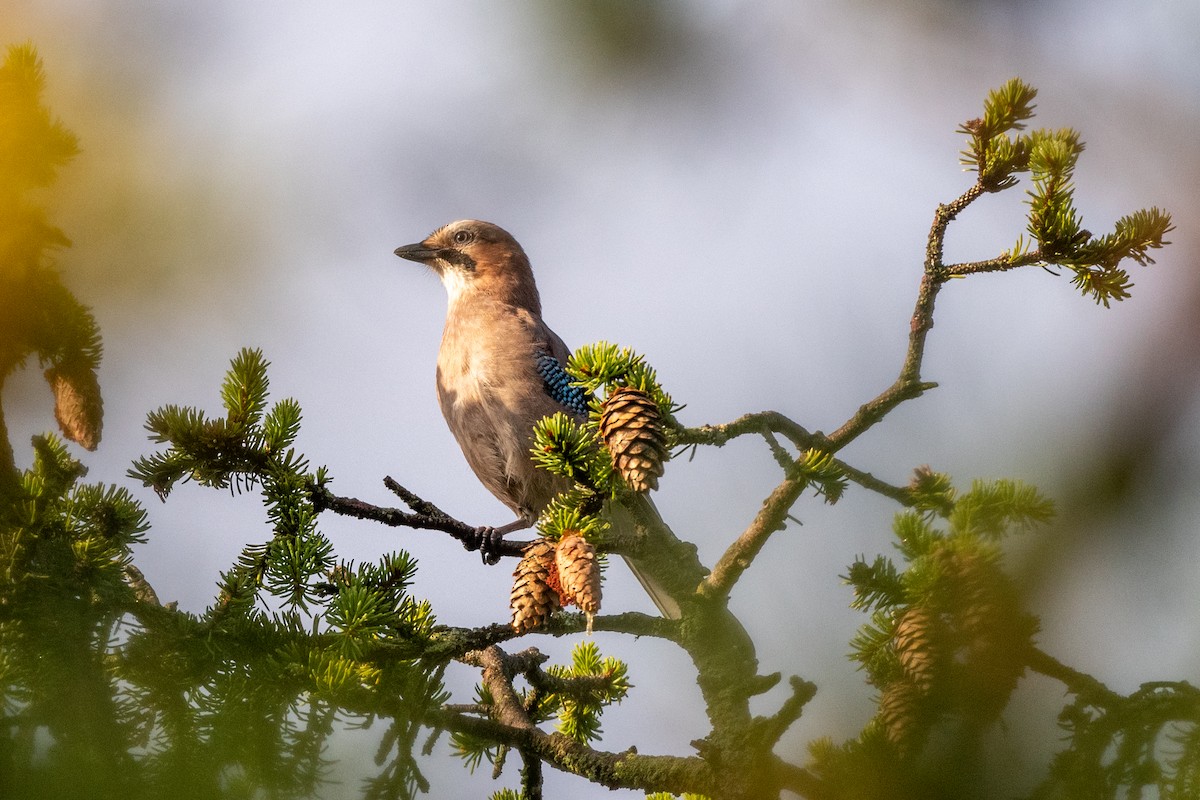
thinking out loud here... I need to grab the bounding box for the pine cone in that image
[45,363,103,451]
[893,605,940,693]
[511,539,561,633]
[555,532,602,619]
[599,387,668,493]
[943,549,1035,722]
[878,679,925,750]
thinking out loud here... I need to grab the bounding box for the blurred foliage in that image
[3,44,1196,800]
[0,43,103,501]
[955,78,1173,305]
[0,432,447,800]
[534,0,688,75]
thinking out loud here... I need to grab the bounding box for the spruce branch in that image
[943,247,1049,277]
[441,645,716,796]
[824,73,1173,451]
[519,750,544,800]
[958,77,1038,192]
[460,646,545,730]
[422,610,678,666]
[435,703,714,797]
[753,675,819,750]
[1027,646,1121,709]
[29,70,1178,799]
[700,469,808,600]
[676,409,818,450]
[676,411,911,504]
[818,173,984,453]
[123,563,165,607]
[560,610,680,641]
[310,479,529,560]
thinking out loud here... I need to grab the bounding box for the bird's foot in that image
[468,526,506,565]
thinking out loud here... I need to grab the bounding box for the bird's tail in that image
[607,495,683,620]
[620,554,682,620]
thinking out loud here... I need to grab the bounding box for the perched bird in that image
[395,219,680,619]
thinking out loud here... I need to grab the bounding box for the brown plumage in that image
[395,220,681,619]
[398,221,572,529]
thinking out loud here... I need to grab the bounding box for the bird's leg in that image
[472,518,532,565]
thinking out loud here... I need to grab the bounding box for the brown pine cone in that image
[878,679,925,750]
[893,605,940,693]
[45,363,103,451]
[599,386,668,493]
[942,549,1036,722]
[510,539,561,633]
[555,532,602,618]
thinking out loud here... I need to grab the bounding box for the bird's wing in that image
[529,320,590,418]
[524,318,682,619]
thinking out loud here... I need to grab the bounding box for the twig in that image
[822,181,992,451]
[461,646,544,730]
[753,676,818,749]
[676,412,911,504]
[383,475,451,518]
[439,645,716,795]
[699,471,808,599]
[699,181,994,599]
[945,248,1047,277]
[1028,646,1122,708]
[422,610,679,664]
[520,749,544,799]
[524,664,624,701]
[553,610,681,641]
[309,479,529,559]
[762,429,795,473]
[834,460,911,505]
[124,564,162,606]
[674,410,819,451]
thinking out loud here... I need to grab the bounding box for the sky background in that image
[3,1,1199,797]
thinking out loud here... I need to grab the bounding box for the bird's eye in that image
[452,229,473,245]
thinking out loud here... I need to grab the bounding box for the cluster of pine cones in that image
[877,547,1037,748]
[511,533,602,633]
[510,386,669,632]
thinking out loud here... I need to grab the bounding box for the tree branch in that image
[553,609,681,640]
[524,659,626,701]
[520,748,544,800]
[753,675,818,749]
[675,410,820,451]
[462,646,544,730]
[945,248,1047,277]
[1027,646,1122,709]
[699,470,808,600]
[697,180,1001,602]
[437,708,715,796]
[309,479,529,559]
[676,412,911,505]
[824,179,990,451]
[438,644,717,795]
[421,611,680,665]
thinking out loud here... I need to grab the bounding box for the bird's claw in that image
[470,526,505,565]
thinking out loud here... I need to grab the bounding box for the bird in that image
[394,219,681,619]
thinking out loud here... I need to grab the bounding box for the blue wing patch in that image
[535,350,591,417]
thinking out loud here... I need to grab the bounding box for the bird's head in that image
[395,219,540,312]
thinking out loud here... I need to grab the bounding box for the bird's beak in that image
[394,242,438,263]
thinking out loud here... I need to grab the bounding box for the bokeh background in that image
[3,1,1198,796]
